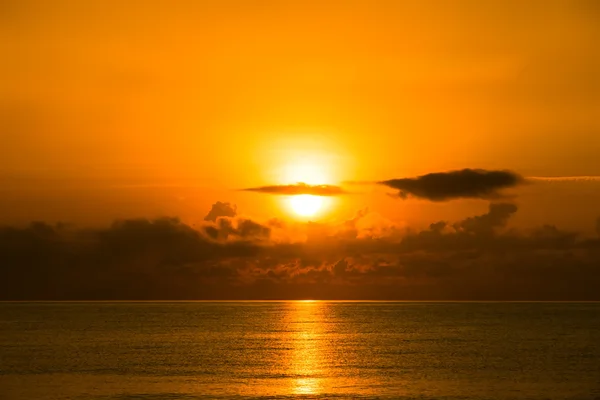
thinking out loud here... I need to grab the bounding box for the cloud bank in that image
[379,169,524,201]
[243,183,347,196]
[1,201,599,301]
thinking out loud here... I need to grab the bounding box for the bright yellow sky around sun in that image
[1,0,600,230]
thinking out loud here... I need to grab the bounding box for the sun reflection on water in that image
[286,300,325,395]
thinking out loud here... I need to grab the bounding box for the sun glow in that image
[282,162,331,185]
[264,137,346,219]
[289,194,324,217]
[278,153,337,218]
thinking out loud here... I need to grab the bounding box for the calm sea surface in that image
[1,302,599,400]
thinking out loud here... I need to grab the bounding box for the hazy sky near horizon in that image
[2,0,600,228]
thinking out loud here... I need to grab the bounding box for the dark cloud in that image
[379,169,524,201]
[243,182,347,196]
[204,201,237,221]
[203,217,271,241]
[455,203,517,235]
[1,201,599,301]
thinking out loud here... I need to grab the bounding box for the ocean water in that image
[1,302,599,400]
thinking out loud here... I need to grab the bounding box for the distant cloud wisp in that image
[528,176,600,182]
[243,182,348,196]
[379,169,524,201]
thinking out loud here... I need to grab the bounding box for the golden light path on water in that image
[286,300,325,395]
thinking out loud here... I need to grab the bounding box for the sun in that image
[289,194,323,217]
[272,148,339,219]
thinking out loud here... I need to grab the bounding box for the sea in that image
[1,301,599,400]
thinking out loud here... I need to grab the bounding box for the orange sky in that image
[1,0,600,230]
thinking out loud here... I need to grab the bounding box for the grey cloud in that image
[204,201,237,221]
[243,183,347,196]
[203,217,271,241]
[454,203,517,235]
[380,169,524,201]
